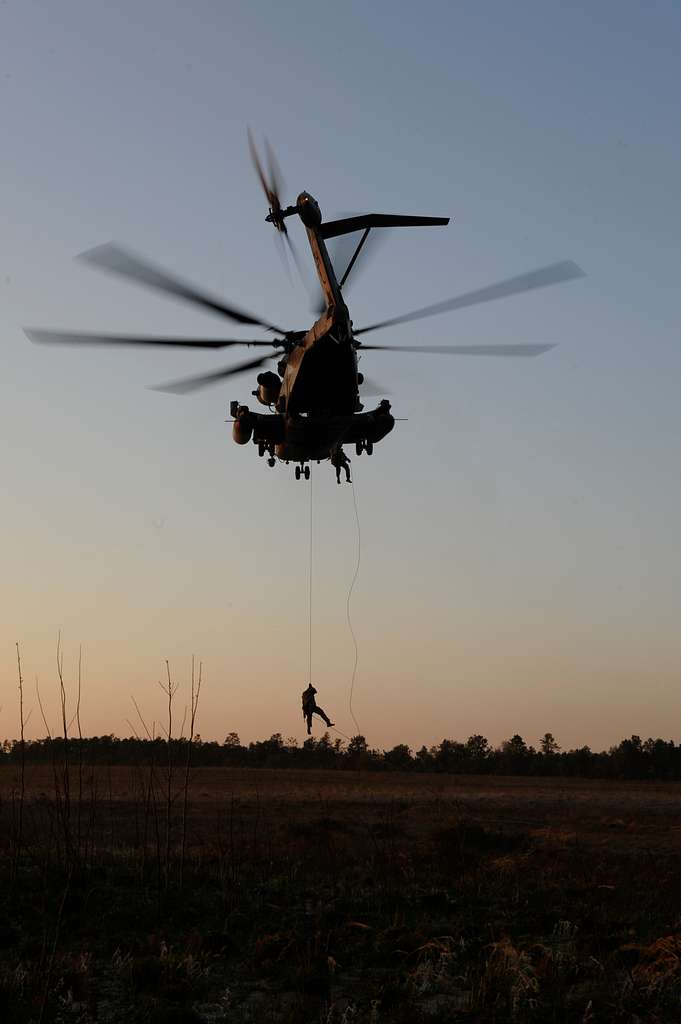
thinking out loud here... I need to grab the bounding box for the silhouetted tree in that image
[464,734,493,773]
[610,735,647,779]
[644,737,676,779]
[500,734,530,775]
[540,733,560,756]
[414,746,435,772]
[346,735,380,770]
[4,730,681,779]
[383,744,413,771]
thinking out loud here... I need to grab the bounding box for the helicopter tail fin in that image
[320,214,449,240]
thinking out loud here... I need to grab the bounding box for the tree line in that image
[2,731,681,779]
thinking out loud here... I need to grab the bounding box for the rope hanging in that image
[346,477,362,736]
[304,470,362,742]
[308,474,313,683]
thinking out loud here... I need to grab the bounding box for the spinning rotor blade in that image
[357,343,557,357]
[274,231,294,285]
[78,243,286,333]
[248,128,289,233]
[265,138,285,210]
[284,231,306,280]
[353,261,585,336]
[150,351,283,395]
[274,228,307,290]
[25,328,280,349]
[248,127,273,205]
[250,130,311,295]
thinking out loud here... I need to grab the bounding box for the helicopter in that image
[26,134,585,481]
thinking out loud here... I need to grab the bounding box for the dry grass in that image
[2,766,681,1022]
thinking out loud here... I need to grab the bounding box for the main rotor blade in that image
[357,343,557,357]
[150,351,282,395]
[353,261,585,336]
[78,243,286,333]
[25,328,280,349]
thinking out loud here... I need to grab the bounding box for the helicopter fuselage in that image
[27,144,580,476]
[233,192,395,468]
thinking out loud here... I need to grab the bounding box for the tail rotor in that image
[248,128,309,289]
[248,127,290,232]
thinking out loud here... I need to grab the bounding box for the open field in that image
[3,767,681,1022]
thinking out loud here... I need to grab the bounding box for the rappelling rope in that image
[308,473,313,683]
[308,475,354,742]
[346,476,362,736]
[330,724,353,742]
[306,469,362,743]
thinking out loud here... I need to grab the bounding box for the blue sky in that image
[2,1,681,749]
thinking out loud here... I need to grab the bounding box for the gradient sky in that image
[2,1,681,751]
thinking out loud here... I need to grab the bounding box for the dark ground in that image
[2,766,681,1022]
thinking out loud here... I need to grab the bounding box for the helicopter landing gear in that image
[295,464,310,481]
[355,440,374,456]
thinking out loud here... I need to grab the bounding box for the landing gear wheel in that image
[304,465,310,480]
[356,441,363,456]
[267,457,276,468]
[365,441,373,456]
[295,466,301,480]
[258,441,266,457]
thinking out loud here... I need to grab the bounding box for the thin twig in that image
[180,657,203,887]
[13,643,26,877]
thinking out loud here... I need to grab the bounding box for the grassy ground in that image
[2,766,681,1022]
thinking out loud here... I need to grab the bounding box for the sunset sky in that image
[2,1,681,752]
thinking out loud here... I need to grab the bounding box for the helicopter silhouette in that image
[26,133,585,481]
